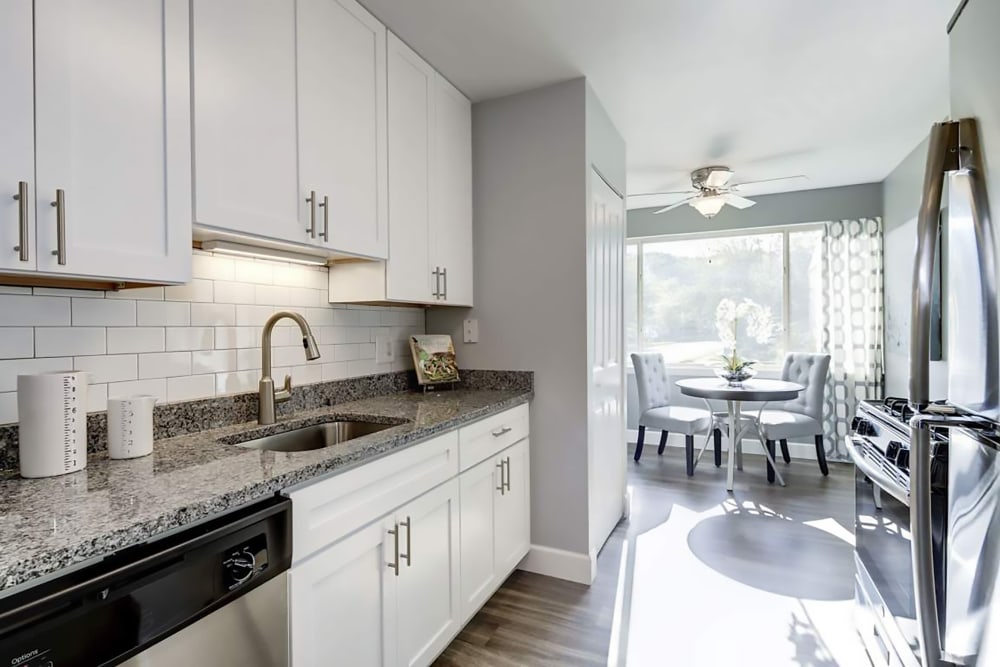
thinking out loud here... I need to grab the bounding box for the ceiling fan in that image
[634,167,808,218]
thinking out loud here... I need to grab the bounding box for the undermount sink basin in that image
[233,421,396,453]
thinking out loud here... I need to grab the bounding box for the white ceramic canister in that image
[107,395,157,459]
[17,371,91,478]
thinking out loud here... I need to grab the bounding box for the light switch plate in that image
[375,335,395,363]
[463,319,479,344]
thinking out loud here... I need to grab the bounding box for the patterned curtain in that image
[820,218,884,461]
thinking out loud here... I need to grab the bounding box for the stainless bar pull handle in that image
[319,195,329,242]
[441,267,448,300]
[504,456,511,492]
[51,189,66,265]
[399,516,411,567]
[387,523,400,576]
[496,460,505,495]
[432,267,441,299]
[306,191,317,239]
[12,181,28,261]
[491,426,512,438]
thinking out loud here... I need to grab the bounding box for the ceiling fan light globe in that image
[691,196,726,218]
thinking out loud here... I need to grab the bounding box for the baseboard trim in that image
[518,544,596,585]
[627,428,818,460]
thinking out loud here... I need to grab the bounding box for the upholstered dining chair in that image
[631,352,721,476]
[755,352,832,481]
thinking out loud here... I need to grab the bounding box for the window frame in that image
[626,222,825,370]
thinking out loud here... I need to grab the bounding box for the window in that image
[625,226,824,367]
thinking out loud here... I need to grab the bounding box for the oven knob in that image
[853,418,876,437]
[223,549,256,588]
[895,448,910,471]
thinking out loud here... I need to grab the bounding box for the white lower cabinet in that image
[287,406,529,666]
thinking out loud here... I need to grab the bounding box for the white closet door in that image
[191,0,302,244]
[385,33,434,303]
[0,0,35,272]
[298,0,387,259]
[34,0,191,283]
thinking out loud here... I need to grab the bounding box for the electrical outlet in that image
[375,336,395,363]
[463,318,479,344]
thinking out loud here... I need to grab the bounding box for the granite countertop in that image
[0,388,530,594]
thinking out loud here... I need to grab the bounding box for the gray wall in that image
[427,78,592,556]
[627,183,883,238]
[882,137,949,399]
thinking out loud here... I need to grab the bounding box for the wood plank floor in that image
[434,446,863,666]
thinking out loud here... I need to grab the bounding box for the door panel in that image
[458,457,498,620]
[589,169,626,553]
[290,518,396,667]
[395,479,460,667]
[298,0,387,259]
[0,0,35,272]
[495,439,531,575]
[34,0,190,282]
[430,76,473,306]
[385,33,434,303]
[192,0,302,244]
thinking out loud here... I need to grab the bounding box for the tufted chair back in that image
[778,352,831,420]
[631,352,672,414]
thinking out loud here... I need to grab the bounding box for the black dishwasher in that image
[0,496,291,667]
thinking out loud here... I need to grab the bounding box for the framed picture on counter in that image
[410,335,460,386]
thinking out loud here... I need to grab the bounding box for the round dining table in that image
[675,377,804,491]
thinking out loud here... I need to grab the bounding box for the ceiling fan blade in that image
[721,193,756,209]
[732,175,808,189]
[653,196,698,214]
[628,190,696,197]
[704,168,734,188]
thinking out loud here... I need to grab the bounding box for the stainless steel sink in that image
[232,421,396,453]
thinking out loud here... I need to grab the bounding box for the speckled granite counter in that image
[0,388,530,594]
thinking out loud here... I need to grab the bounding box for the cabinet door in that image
[458,457,499,620]
[298,0,388,259]
[191,0,303,244]
[495,439,531,576]
[0,0,35,272]
[290,517,398,667]
[430,76,474,306]
[395,478,461,667]
[385,33,434,303]
[33,0,191,283]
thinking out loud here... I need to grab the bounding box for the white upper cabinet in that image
[0,1,35,273]
[298,0,388,259]
[191,0,303,245]
[385,33,435,303]
[3,0,192,284]
[430,76,474,307]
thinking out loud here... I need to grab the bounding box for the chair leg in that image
[780,439,791,464]
[685,435,695,477]
[765,440,776,484]
[634,425,646,462]
[815,434,829,476]
[657,430,669,455]
[713,429,722,467]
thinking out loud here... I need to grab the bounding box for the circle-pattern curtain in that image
[820,217,884,460]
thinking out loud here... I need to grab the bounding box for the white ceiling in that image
[359,0,954,207]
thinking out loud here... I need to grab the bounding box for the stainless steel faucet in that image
[258,311,321,425]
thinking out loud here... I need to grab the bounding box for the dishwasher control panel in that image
[222,533,269,591]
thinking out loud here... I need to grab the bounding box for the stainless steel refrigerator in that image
[909,1,1000,665]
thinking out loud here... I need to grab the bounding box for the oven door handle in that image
[845,436,910,507]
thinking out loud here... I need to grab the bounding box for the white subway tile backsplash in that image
[138,352,192,379]
[191,303,236,327]
[0,328,34,359]
[36,328,105,357]
[72,298,135,326]
[167,374,216,402]
[137,301,190,327]
[0,357,73,392]
[87,383,108,413]
[165,327,214,352]
[75,354,138,384]
[165,279,213,303]
[0,295,70,326]
[0,252,423,424]
[108,378,167,402]
[107,327,165,354]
